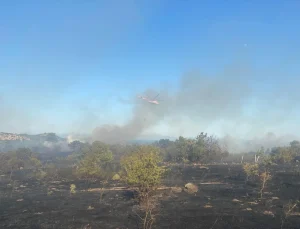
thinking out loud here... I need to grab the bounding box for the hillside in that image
[0,132,30,141]
[0,132,66,152]
[0,131,178,153]
[0,132,65,142]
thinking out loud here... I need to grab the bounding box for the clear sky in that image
[1,0,300,139]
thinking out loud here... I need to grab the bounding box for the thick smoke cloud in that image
[91,64,299,151]
[92,90,169,143]
[92,67,250,143]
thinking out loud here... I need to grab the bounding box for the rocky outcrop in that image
[184,183,198,194]
[0,132,30,141]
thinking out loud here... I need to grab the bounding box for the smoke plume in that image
[91,64,299,151]
[92,67,246,143]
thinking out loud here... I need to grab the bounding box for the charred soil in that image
[1,164,300,229]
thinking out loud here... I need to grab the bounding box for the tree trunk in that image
[10,167,13,180]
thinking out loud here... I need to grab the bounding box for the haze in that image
[1,1,300,150]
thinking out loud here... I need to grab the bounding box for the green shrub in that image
[121,145,166,195]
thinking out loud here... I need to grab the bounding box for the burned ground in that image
[1,164,300,229]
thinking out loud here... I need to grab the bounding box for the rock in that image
[112,174,121,181]
[171,187,182,193]
[184,183,198,194]
[83,224,92,229]
[199,166,209,170]
[263,210,275,217]
[34,212,43,215]
[87,206,94,210]
[264,191,273,195]
[248,201,258,205]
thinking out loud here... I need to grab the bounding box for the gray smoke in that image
[91,64,299,150]
[43,140,70,152]
[92,89,169,143]
[219,132,297,154]
[92,67,251,143]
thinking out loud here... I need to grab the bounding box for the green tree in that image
[260,154,274,169]
[121,145,166,196]
[259,171,272,198]
[7,156,23,179]
[281,147,295,164]
[68,141,89,164]
[45,133,59,142]
[243,163,259,182]
[121,145,167,229]
[188,140,204,162]
[290,140,300,149]
[290,140,300,156]
[188,133,225,163]
[154,139,173,149]
[76,141,113,180]
[0,148,42,179]
[76,153,103,180]
[69,140,86,153]
[173,136,191,163]
[153,139,175,161]
[271,146,295,164]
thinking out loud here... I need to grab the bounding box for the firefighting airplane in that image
[137,93,161,105]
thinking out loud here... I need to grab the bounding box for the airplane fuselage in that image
[138,95,159,104]
[148,100,159,104]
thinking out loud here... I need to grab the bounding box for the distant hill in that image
[0,132,175,152]
[0,132,66,152]
[0,132,65,142]
[0,132,31,141]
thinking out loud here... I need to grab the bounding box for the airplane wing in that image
[152,93,160,100]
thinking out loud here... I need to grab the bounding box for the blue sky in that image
[1,0,300,138]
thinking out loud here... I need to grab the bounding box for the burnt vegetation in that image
[1,133,300,229]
